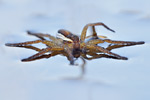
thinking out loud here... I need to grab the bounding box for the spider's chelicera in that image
[5,22,145,74]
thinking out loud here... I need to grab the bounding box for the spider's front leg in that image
[80,22,115,42]
[5,40,55,47]
[27,31,57,41]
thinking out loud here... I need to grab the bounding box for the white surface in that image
[0,0,150,100]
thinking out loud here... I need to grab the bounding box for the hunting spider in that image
[5,22,145,76]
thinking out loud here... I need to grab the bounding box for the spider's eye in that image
[56,33,73,42]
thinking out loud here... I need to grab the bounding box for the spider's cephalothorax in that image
[58,29,81,59]
[5,22,145,68]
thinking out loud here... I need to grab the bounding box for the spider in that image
[5,22,145,75]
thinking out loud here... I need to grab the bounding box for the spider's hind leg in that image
[104,39,145,45]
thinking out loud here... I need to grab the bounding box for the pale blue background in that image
[0,0,150,100]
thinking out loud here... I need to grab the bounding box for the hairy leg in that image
[22,47,63,62]
[12,45,41,51]
[27,31,57,41]
[86,39,104,45]
[80,22,115,42]
[106,42,144,51]
[86,45,128,60]
[21,51,62,62]
[5,40,55,47]
[104,39,145,45]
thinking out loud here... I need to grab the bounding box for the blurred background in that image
[0,0,150,100]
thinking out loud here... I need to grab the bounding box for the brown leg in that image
[5,40,43,47]
[80,22,115,42]
[104,39,145,45]
[86,39,104,45]
[22,47,63,62]
[85,26,107,39]
[13,45,41,52]
[80,57,86,78]
[27,31,57,41]
[82,53,124,60]
[64,47,74,65]
[106,43,144,51]
[91,26,97,37]
[21,51,62,62]
[5,40,55,47]
[86,45,128,60]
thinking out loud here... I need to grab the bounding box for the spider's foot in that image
[119,56,128,60]
[21,58,30,62]
[70,61,74,65]
[21,57,35,62]
[135,41,145,45]
[5,43,18,47]
[5,43,27,47]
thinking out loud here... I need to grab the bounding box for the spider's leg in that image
[104,39,145,45]
[86,45,128,60]
[22,47,63,62]
[27,31,57,41]
[80,57,86,77]
[82,53,123,60]
[5,40,43,47]
[14,45,41,52]
[106,43,144,51]
[80,22,115,42]
[5,40,55,47]
[22,51,62,62]
[86,35,107,39]
[27,31,45,40]
[64,47,75,65]
[22,47,51,62]
[86,39,104,45]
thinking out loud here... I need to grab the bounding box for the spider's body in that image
[5,22,145,71]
